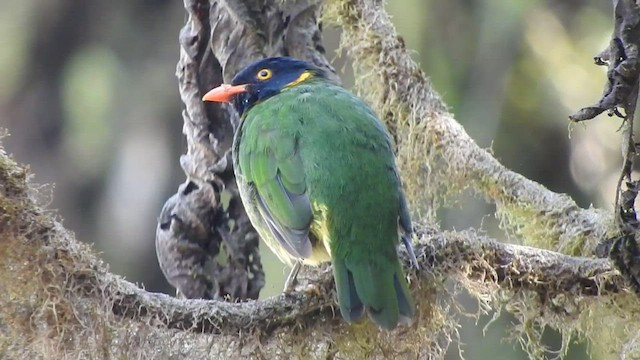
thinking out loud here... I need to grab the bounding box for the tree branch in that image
[116,227,623,334]
[0,149,626,358]
[566,0,640,297]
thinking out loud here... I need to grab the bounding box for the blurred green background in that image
[0,0,619,358]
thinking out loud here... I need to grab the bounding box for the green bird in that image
[202,57,417,330]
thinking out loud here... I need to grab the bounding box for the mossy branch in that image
[0,148,626,358]
[103,227,628,335]
[90,227,631,334]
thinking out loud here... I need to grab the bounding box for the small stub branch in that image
[569,0,640,122]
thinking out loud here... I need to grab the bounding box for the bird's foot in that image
[402,233,420,270]
[283,262,302,293]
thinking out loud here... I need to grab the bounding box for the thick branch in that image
[112,227,622,334]
[0,151,626,358]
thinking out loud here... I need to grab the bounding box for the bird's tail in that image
[333,257,414,330]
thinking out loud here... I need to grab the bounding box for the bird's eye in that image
[257,69,272,81]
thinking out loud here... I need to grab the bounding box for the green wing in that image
[239,129,313,259]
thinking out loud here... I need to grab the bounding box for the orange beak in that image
[202,84,248,103]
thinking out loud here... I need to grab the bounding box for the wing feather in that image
[243,132,313,259]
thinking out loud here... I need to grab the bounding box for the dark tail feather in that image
[333,258,365,322]
[351,262,402,330]
[334,257,414,330]
[352,261,414,330]
[394,273,415,325]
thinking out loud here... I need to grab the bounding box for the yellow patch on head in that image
[285,71,313,88]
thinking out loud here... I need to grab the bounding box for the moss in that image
[494,200,615,256]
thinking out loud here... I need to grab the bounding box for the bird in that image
[202,57,418,330]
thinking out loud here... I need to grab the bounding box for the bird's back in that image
[294,82,401,258]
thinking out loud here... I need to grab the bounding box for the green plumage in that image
[232,77,415,330]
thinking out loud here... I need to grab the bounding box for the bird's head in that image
[202,57,326,116]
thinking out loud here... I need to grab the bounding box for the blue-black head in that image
[202,57,326,116]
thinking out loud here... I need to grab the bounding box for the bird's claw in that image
[283,262,302,293]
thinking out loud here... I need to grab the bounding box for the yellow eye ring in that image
[257,68,272,81]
